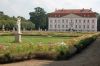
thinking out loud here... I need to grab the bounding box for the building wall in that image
[48,17,97,32]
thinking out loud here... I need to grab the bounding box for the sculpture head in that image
[17,17,21,22]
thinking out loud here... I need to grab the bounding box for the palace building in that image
[48,8,97,32]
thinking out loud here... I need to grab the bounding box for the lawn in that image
[0,32,99,63]
[0,35,73,45]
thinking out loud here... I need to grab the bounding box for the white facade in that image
[48,14,97,32]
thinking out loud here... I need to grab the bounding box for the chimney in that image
[82,8,84,10]
[81,8,84,12]
[90,8,92,11]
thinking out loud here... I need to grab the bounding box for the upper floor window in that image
[79,25,81,28]
[87,20,89,23]
[66,25,68,28]
[92,20,94,23]
[50,20,52,23]
[55,20,57,23]
[84,20,85,23]
[58,20,60,23]
[75,25,77,28]
[79,20,81,23]
[71,20,72,23]
[76,20,77,23]
[66,20,68,23]
[62,19,64,23]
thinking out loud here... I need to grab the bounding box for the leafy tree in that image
[97,14,100,31]
[29,7,48,30]
[0,11,35,31]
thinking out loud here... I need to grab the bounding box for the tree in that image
[29,7,47,30]
[97,14,100,31]
[0,11,35,31]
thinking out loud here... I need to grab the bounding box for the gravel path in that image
[1,37,100,66]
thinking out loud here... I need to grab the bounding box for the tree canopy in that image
[0,11,35,31]
[29,7,48,30]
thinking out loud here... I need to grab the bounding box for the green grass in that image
[0,36,72,45]
[0,32,99,62]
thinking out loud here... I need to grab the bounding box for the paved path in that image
[1,37,100,66]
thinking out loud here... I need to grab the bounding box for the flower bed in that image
[0,32,99,64]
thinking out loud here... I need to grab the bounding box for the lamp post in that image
[15,17,22,43]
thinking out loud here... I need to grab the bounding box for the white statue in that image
[15,17,22,43]
[17,17,21,34]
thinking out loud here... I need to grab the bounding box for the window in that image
[71,20,72,22]
[76,25,77,28]
[92,25,94,28]
[55,25,56,28]
[50,25,52,28]
[79,20,81,23]
[87,25,89,28]
[58,25,60,28]
[83,25,85,28]
[79,25,81,28]
[55,20,56,23]
[66,20,68,23]
[87,20,89,23]
[62,19,64,23]
[66,25,68,28]
[76,20,77,23]
[92,20,94,23]
[84,20,85,23]
[62,25,64,28]
[50,20,52,23]
[58,20,60,23]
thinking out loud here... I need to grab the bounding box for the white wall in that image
[48,14,97,32]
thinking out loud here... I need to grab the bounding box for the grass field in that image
[0,35,73,45]
[0,32,99,63]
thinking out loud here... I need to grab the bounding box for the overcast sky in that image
[0,0,100,19]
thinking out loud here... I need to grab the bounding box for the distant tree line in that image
[0,11,35,31]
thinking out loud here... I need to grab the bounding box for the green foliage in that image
[97,14,100,31]
[0,11,35,31]
[0,32,99,63]
[29,7,48,30]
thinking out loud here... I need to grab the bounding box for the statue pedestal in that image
[15,33,22,43]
